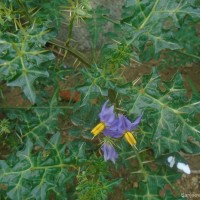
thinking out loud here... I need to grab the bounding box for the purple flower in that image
[118,114,142,132]
[103,118,123,138]
[91,100,116,136]
[101,143,118,164]
[117,114,142,146]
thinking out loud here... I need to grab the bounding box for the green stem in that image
[132,145,147,181]
[48,40,91,67]
[102,15,120,25]
[65,13,76,46]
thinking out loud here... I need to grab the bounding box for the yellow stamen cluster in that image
[124,131,136,146]
[91,122,105,136]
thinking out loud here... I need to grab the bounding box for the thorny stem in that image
[102,15,120,25]
[48,40,91,67]
[132,145,147,182]
[48,12,91,67]
[65,13,76,46]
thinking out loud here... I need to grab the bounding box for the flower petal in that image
[101,143,118,164]
[99,101,115,126]
[103,118,123,138]
[118,114,142,132]
[118,115,132,131]
[101,143,109,161]
[109,147,118,164]
[103,128,123,138]
[131,114,143,130]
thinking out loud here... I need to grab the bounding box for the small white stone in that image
[177,162,191,174]
[167,156,175,168]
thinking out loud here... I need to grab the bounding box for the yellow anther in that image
[91,122,105,136]
[124,131,137,146]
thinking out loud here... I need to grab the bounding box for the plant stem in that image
[48,9,92,67]
[102,15,120,25]
[132,145,147,181]
[48,40,91,67]
[65,13,76,46]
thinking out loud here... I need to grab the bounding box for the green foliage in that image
[0,0,200,199]
[23,0,66,26]
[64,0,92,20]
[160,24,200,68]
[85,6,110,49]
[0,119,10,136]
[76,64,124,105]
[100,43,134,69]
[0,119,12,148]
[70,103,100,139]
[121,68,200,156]
[111,0,200,66]
[76,155,122,200]
[0,24,55,103]
[5,90,64,146]
[0,133,75,200]
[125,167,183,200]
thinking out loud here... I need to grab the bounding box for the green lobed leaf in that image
[85,6,110,49]
[159,24,200,68]
[70,103,100,139]
[6,90,63,146]
[118,0,200,61]
[120,68,200,156]
[125,166,184,200]
[0,133,75,200]
[7,70,49,103]
[76,65,124,105]
[0,24,55,104]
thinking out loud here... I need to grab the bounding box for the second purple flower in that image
[91,100,117,136]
